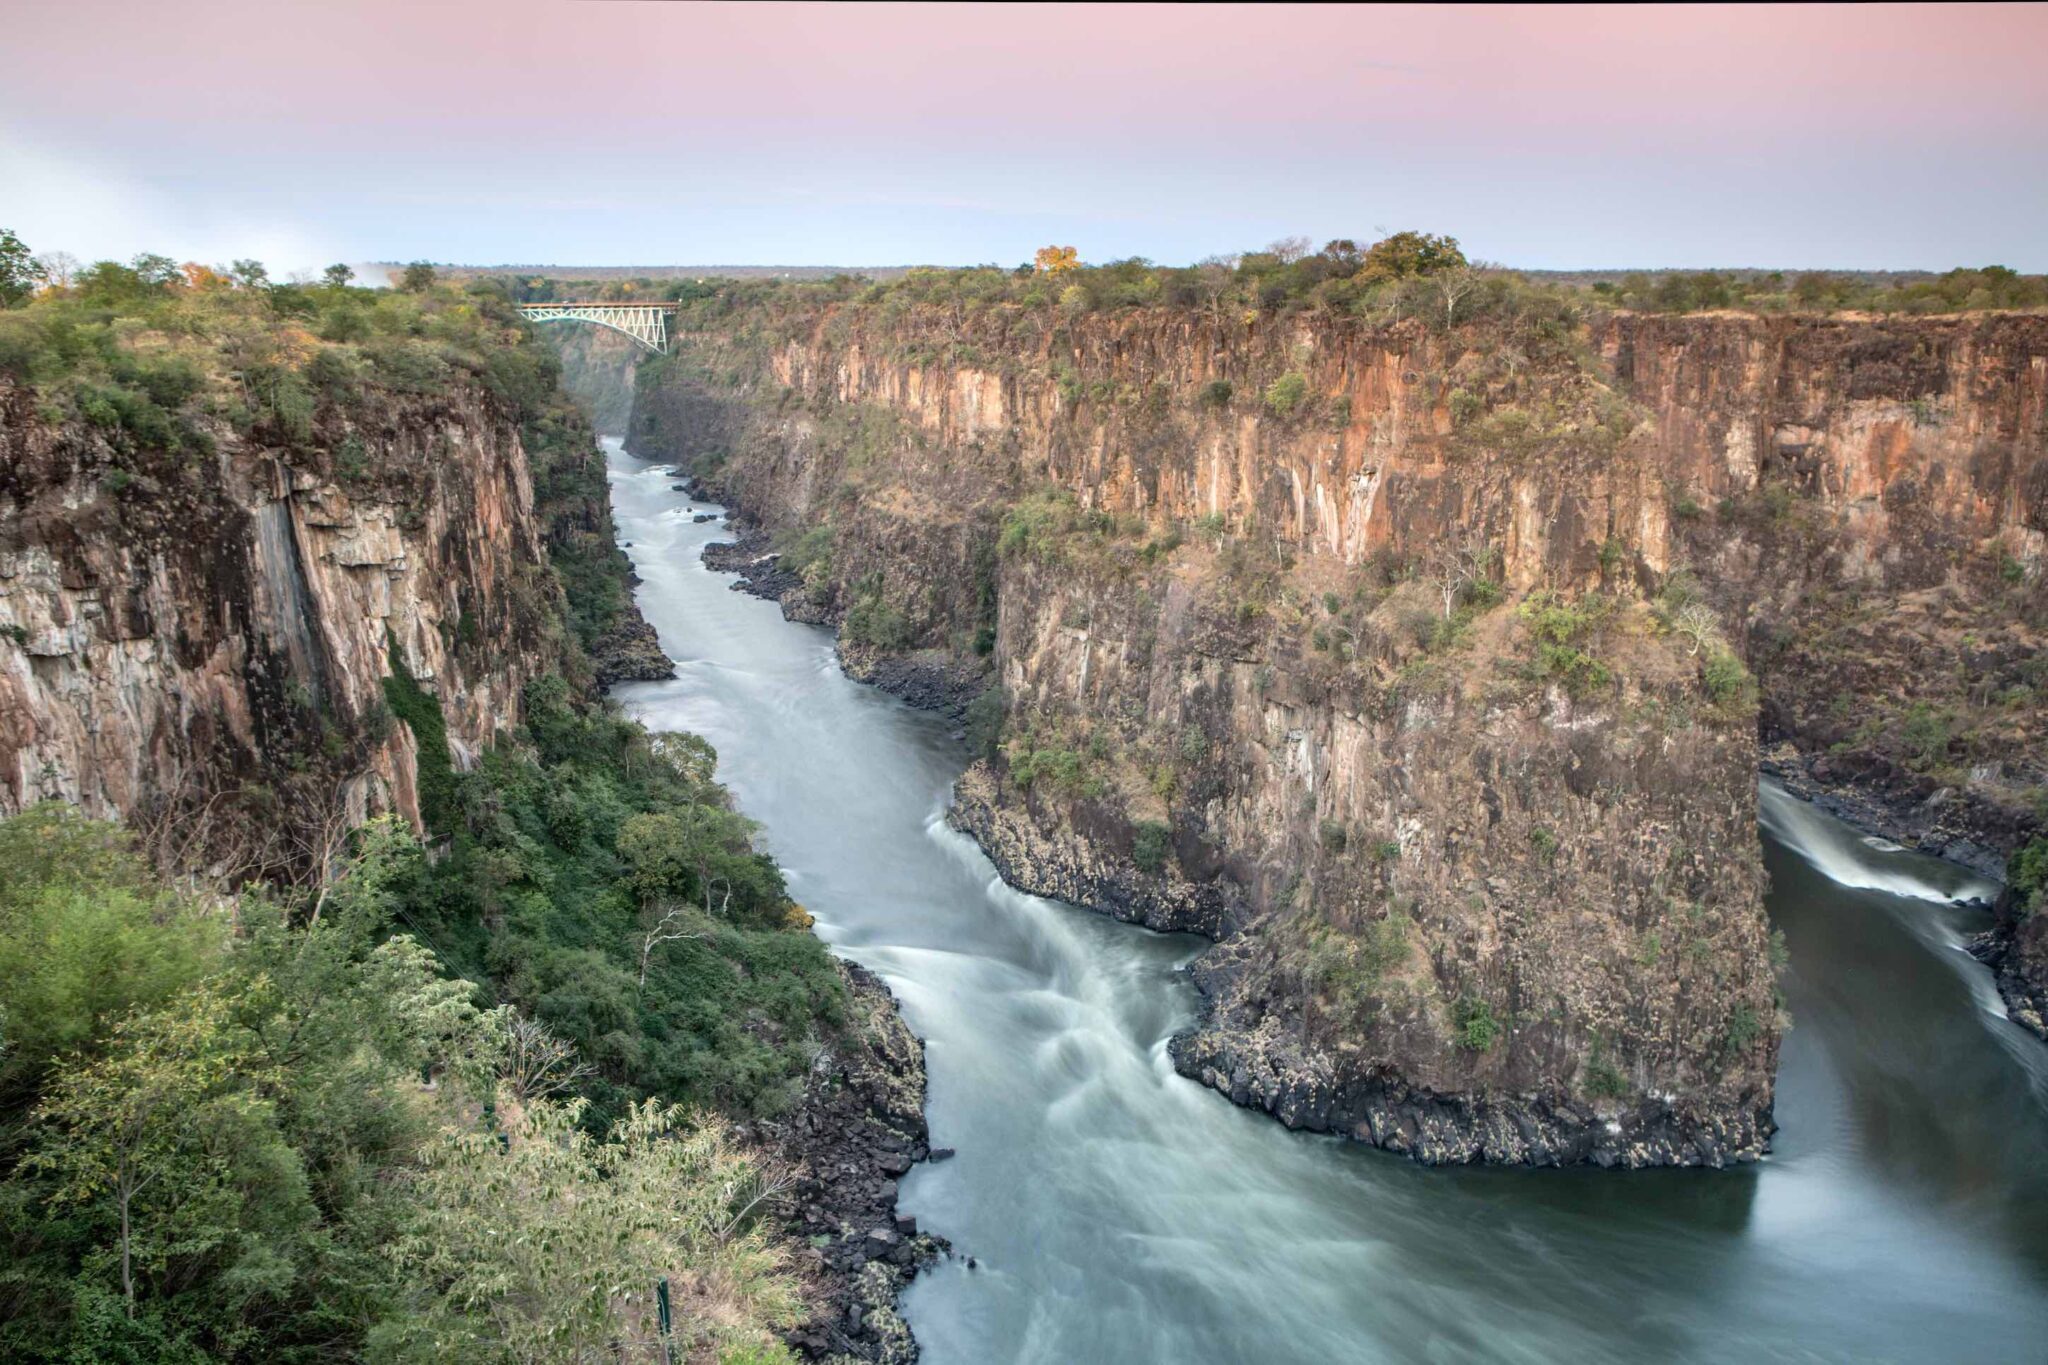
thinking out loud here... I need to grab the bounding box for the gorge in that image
[603,439,2048,1360]
[1,256,2044,1362]
[624,289,2047,1169]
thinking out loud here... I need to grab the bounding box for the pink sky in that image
[4,2,2044,271]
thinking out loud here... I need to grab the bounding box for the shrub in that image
[1318,820,1348,854]
[1584,1043,1629,1099]
[1454,995,1501,1052]
[1529,826,1559,858]
[1262,371,1309,416]
[843,588,913,651]
[1132,821,1172,874]
[1702,651,1753,709]
[1899,702,1953,768]
[1198,379,1233,408]
[382,637,457,838]
[2008,837,2048,916]
[1721,1002,1762,1059]
[1302,912,1412,1013]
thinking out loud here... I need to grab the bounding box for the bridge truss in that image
[516,302,679,355]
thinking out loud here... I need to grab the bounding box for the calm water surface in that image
[603,440,2048,1363]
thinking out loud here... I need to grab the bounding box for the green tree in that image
[322,263,355,288]
[0,228,46,307]
[617,805,774,920]
[26,985,298,1325]
[1357,231,1467,283]
[0,807,221,1113]
[374,1097,803,1363]
[400,261,438,292]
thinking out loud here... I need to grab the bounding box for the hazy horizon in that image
[5,1,2046,276]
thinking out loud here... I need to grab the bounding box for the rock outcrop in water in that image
[654,302,2048,1165]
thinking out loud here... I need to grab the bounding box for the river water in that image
[601,440,2048,1363]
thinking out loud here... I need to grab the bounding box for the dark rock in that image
[927,1146,955,1162]
[589,611,675,686]
[749,961,947,1360]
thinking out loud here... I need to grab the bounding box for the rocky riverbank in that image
[748,962,948,1363]
[688,486,990,722]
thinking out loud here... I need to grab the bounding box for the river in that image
[601,439,2048,1363]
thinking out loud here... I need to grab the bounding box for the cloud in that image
[0,128,340,273]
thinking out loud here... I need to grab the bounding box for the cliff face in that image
[0,378,569,871]
[635,300,2048,1164]
[1604,314,2046,865]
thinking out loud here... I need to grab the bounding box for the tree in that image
[228,258,270,290]
[130,253,181,287]
[1671,601,1720,655]
[1428,537,1496,617]
[636,902,707,991]
[179,261,228,291]
[322,263,355,288]
[26,986,285,1321]
[1033,245,1079,277]
[33,249,78,290]
[499,1014,595,1103]
[617,805,768,920]
[1267,235,1313,264]
[400,261,438,292]
[376,1098,803,1363]
[0,228,46,306]
[1432,264,1480,327]
[1357,231,1468,284]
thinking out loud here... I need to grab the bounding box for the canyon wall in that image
[629,301,2040,1166]
[0,377,579,871]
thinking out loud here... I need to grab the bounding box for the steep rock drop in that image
[620,302,2042,1165]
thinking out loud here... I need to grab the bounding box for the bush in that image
[1721,1002,1762,1059]
[382,637,457,838]
[1454,995,1501,1052]
[964,688,1004,761]
[1132,821,1172,874]
[1198,379,1233,408]
[843,587,914,651]
[1584,1042,1629,1099]
[1262,371,1309,416]
[2008,837,2048,916]
[1899,701,1953,768]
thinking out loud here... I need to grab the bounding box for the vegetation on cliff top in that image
[484,228,2046,325]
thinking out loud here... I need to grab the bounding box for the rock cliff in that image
[632,297,2046,1158]
[1,375,587,871]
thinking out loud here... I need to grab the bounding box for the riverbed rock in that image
[748,960,945,1361]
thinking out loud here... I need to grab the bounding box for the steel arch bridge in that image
[516,302,679,354]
